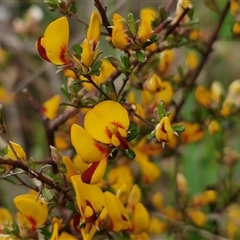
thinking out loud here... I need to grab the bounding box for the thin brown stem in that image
[174,1,231,120]
[94,0,112,36]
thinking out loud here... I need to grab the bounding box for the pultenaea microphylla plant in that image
[1,0,240,239]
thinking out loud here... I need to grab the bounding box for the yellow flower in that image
[42,95,61,120]
[155,116,174,143]
[71,124,109,184]
[71,175,104,225]
[84,100,130,149]
[131,203,150,234]
[14,194,48,234]
[6,141,26,161]
[62,156,78,182]
[100,191,130,232]
[126,184,142,214]
[36,17,70,65]
[148,217,168,235]
[208,120,220,135]
[0,87,14,105]
[230,0,239,15]
[180,122,203,144]
[0,208,13,233]
[144,74,173,104]
[186,51,198,69]
[111,13,130,50]
[159,49,174,73]
[187,209,206,227]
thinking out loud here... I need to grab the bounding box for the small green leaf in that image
[91,60,102,72]
[105,56,122,70]
[70,1,77,14]
[106,81,117,100]
[172,123,185,132]
[47,202,58,209]
[29,157,37,170]
[177,66,184,81]
[121,54,130,69]
[127,125,140,142]
[73,44,82,56]
[42,188,53,202]
[39,226,52,239]
[61,84,71,101]
[159,7,168,21]
[125,148,136,159]
[146,132,155,140]
[204,0,219,14]
[156,101,166,119]
[66,201,77,212]
[108,148,118,163]
[127,13,137,36]
[136,50,146,63]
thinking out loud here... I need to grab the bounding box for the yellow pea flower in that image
[180,122,203,144]
[0,208,13,234]
[187,209,206,227]
[131,203,150,234]
[14,194,48,235]
[42,95,61,120]
[71,175,104,225]
[84,100,130,149]
[36,17,70,65]
[71,124,109,184]
[155,116,175,143]
[111,13,130,50]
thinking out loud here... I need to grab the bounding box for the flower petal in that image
[71,124,108,163]
[84,101,129,144]
[7,141,26,161]
[37,17,69,65]
[14,194,48,228]
[81,158,107,184]
[82,39,94,67]
[87,11,101,47]
[62,156,79,182]
[42,95,61,120]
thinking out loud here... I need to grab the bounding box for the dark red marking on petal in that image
[85,200,98,223]
[116,132,129,150]
[81,161,100,184]
[59,44,68,64]
[26,215,37,232]
[37,36,50,62]
[93,141,109,155]
[72,213,81,231]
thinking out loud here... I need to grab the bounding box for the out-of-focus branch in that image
[94,0,112,36]
[174,1,231,120]
[0,157,68,196]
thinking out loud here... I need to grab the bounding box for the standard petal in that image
[14,194,48,228]
[84,101,129,144]
[87,11,101,46]
[41,17,69,65]
[42,95,61,120]
[71,124,108,163]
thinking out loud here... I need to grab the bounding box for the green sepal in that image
[159,7,168,22]
[127,13,137,36]
[61,84,71,101]
[146,131,155,140]
[121,54,131,69]
[42,188,53,202]
[29,157,37,171]
[59,163,67,174]
[47,202,58,209]
[70,1,77,14]
[39,226,52,240]
[66,201,77,212]
[106,81,117,101]
[142,34,159,48]
[172,123,185,132]
[136,50,146,63]
[73,44,82,58]
[108,148,118,163]
[127,124,140,142]
[90,60,102,76]
[156,101,166,119]
[106,56,122,70]
[125,148,136,159]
